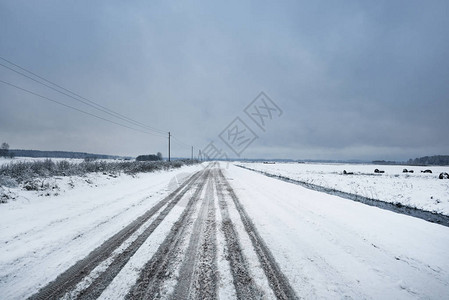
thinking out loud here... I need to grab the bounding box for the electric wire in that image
[0,79,167,138]
[171,135,192,148]
[0,57,167,135]
[0,56,196,155]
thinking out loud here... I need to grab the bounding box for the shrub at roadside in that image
[0,159,199,184]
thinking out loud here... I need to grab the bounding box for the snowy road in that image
[1,163,449,299]
[24,164,296,299]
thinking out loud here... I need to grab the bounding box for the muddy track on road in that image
[170,175,218,300]
[78,170,209,299]
[214,169,264,300]
[128,166,296,300]
[126,169,210,299]
[29,169,204,300]
[218,169,299,300]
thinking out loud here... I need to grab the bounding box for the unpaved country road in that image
[29,163,297,300]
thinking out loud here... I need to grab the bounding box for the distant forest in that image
[136,153,163,161]
[407,155,449,166]
[9,149,128,160]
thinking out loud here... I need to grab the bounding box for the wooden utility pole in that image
[191,146,193,160]
[168,132,171,162]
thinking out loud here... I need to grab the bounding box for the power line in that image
[0,59,167,134]
[0,79,167,138]
[0,56,167,135]
[0,56,196,156]
[171,135,197,160]
[171,135,192,148]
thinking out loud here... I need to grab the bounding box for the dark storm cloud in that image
[0,0,448,160]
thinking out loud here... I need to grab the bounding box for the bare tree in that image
[1,142,9,158]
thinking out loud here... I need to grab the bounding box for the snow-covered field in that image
[0,157,86,166]
[237,162,449,215]
[226,165,449,299]
[0,164,202,298]
[1,162,448,299]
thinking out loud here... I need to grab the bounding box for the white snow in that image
[0,156,85,166]
[224,164,449,299]
[1,161,449,299]
[237,162,449,215]
[214,183,238,300]
[63,198,169,299]
[221,182,277,299]
[98,184,197,300]
[0,164,202,299]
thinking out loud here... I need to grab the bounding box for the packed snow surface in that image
[237,162,449,215]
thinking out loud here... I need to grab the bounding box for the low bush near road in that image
[0,159,199,184]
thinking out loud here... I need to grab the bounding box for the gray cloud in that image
[0,0,448,160]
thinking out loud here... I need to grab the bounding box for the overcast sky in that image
[1,0,448,161]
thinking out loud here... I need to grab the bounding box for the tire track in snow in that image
[191,177,219,300]
[218,168,299,300]
[29,170,202,300]
[170,175,218,300]
[1,186,166,282]
[62,202,169,300]
[126,169,210,299]
[72,170,206,299]
[3,181,167,247]
[214,169,264,300]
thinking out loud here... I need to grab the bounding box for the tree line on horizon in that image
[135,152,163,162]
[0,142,129,160]
[374,155,449,166]
[407,155,449,166]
